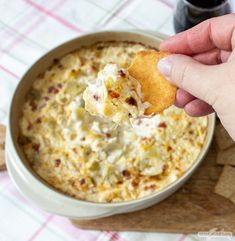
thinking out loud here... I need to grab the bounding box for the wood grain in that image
[0,125,6,171]
[71,140,235,233]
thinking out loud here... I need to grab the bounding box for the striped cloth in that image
[1,1,235,241]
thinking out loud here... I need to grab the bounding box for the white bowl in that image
[6,30,216,220]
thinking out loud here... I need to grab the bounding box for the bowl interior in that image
[9,31,215,205]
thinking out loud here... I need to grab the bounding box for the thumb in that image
[157,54,226,106]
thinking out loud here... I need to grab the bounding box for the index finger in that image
[160,14,235,55]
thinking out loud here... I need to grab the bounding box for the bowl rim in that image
[8,30,216,208]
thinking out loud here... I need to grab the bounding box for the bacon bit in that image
[125,96,137,106]
[44,96,50,101]
[57,83,62,89]
[108,90,120,98]
[31,104,37,112]
[105,133,111,138]
[79,178,85,185]
[122,170,130,178]
[162,164,168,173]
[144,184,156,191]
[36,118,42,124]
[118,69,126,77]
[158,122,167,128]
[72,148,77,154]
[91,65,97,71]
[117,180,123,185]
[81,137,86,141]
[48,86,59,94]
[48,86,54,93]
[27,122,32,131]
[55,159,61,167]
[131,180,139,187]
[32,143,40,152]
[29,101,37,112]
[93,95,99,101]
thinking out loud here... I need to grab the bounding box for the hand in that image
[158,14,235,140]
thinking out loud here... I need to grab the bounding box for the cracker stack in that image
[214,123,235,204]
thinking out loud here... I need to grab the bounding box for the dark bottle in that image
[174,0,231,33]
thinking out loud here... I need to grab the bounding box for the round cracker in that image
[128,50,176,115]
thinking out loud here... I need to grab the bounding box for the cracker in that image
[0,125,6,171]
[215,123,234,150]
[229,192,235,204]
[0,149,5,171]
[128,50,176,115]
[214,165,235,198]
[216,146,235,166]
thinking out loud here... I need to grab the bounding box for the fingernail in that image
[157,57,172,78]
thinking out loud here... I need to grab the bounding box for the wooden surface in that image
[71,140,235,233]
[0,125,6,171]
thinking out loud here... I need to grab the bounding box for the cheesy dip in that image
[83,63,150,126]
[19,42,208,203]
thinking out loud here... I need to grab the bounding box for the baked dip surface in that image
[19,42,208,203]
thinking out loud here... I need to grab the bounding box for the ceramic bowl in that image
[6,30,215,220]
